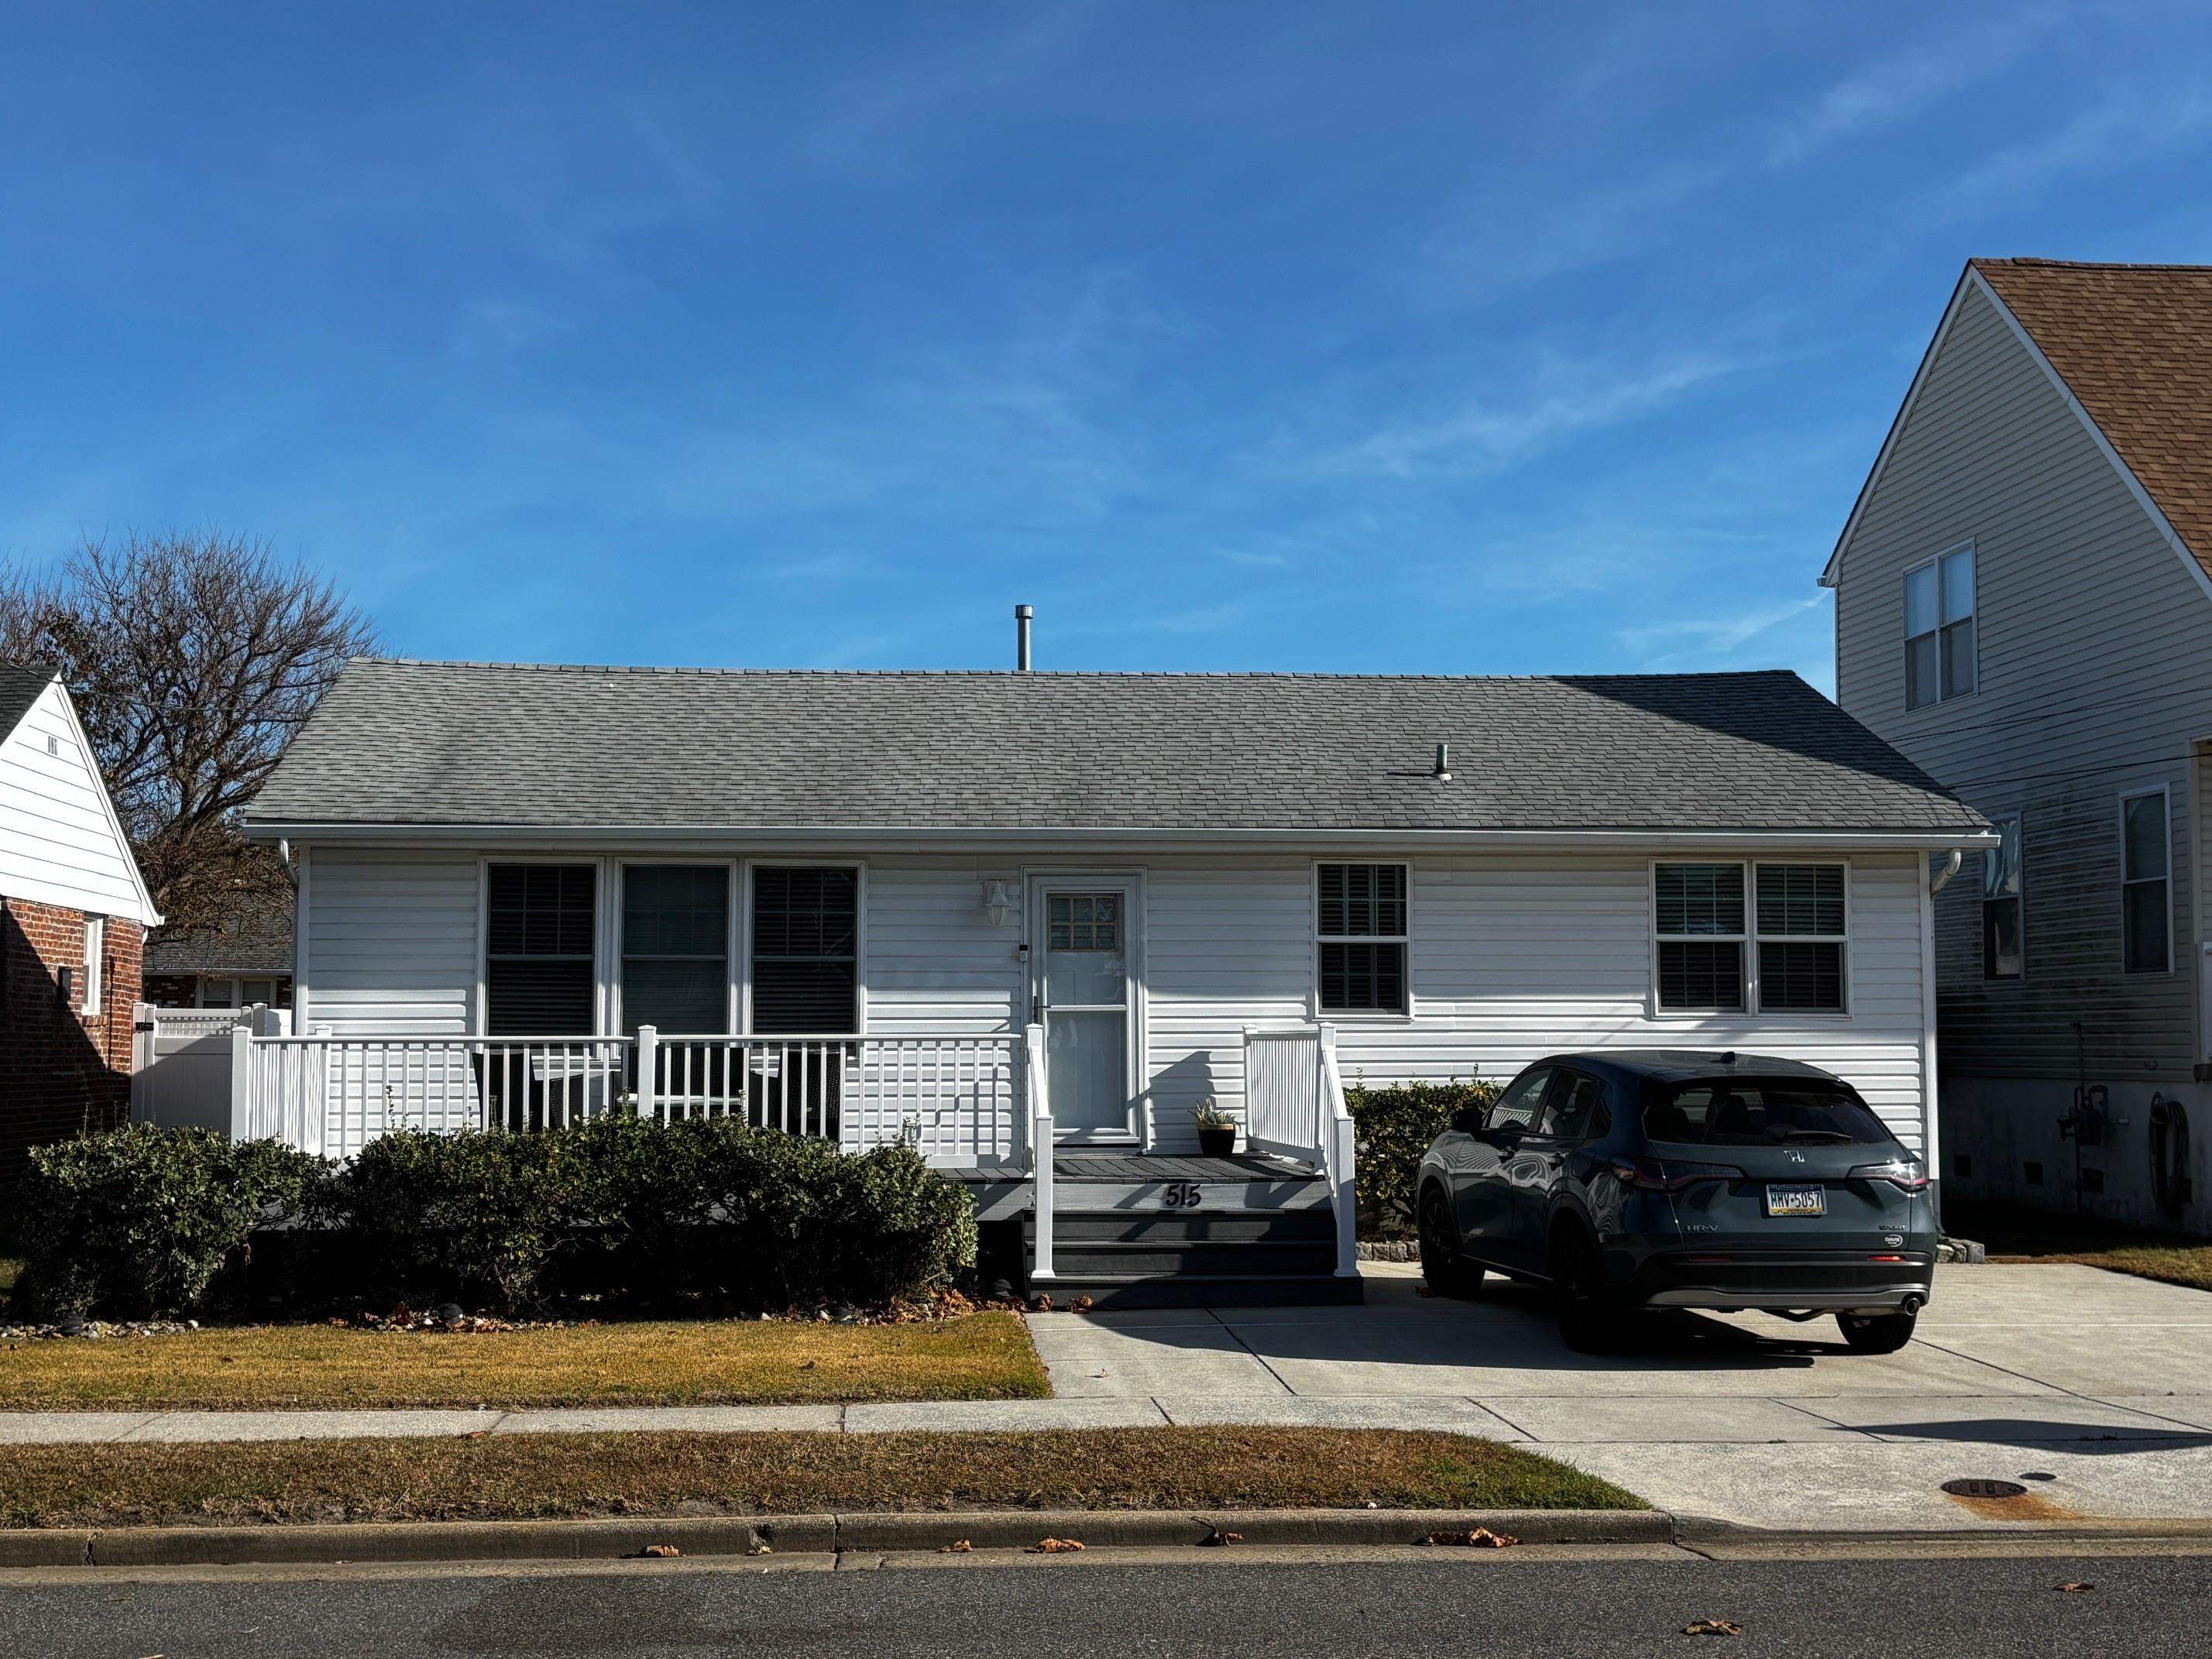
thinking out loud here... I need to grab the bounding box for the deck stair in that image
[1025,1152,1362,1308]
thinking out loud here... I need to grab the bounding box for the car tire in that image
[1551,1228,1622,1353]
[1417,1187,1483,1298]
[1836,1310,1916,1354]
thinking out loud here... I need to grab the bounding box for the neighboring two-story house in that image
[1826,258,2212,1231]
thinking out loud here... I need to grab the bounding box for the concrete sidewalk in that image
[6,1262,2212,1533]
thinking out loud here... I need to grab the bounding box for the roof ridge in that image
[1973,256,2212,274]
[347,655,1803,685]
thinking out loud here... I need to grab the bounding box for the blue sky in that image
[3,3,2207,689]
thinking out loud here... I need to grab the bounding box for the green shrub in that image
[12,1126,324,1319]
[1345,1078,1498,1240]
[318,1128,590,1310]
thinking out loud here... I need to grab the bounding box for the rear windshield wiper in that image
[1780,1130,1853,1144]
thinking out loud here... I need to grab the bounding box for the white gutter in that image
[242,821,1998,853]
[1928,847,1965,894]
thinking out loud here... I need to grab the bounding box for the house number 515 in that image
[1161,1183,1202,1209]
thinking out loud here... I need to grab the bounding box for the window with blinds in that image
[1755,864,1847,1012]
[1316,863,1408,1014]
[486,864,596,1034]
[751,867,858,1033]
[1652,862,1849,1015]
[621,865,729,1033]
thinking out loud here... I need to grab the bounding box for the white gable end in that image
[0,679,160,924]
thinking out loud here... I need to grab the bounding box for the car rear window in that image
[1642,1080,1899,1148]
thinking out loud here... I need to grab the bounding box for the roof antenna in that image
[1434,742,1451,781]
[1015,603,1033,672]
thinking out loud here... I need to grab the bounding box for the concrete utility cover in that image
[1025,1262,2212,1532]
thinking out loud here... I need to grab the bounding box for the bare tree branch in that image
[0,531,377,927]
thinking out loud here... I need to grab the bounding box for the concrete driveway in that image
[1026,1262,2212,1532]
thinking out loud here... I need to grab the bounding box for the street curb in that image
[0,1508,1669,1569]
[1670,1513,2212,1548]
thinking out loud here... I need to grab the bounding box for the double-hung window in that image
[1905,545,1976,709]
[1983,817,2023,980]
[620,865,730,1033]
[1316,863,1408,1015]
[2121,789,2172,974]
[486,864,597,1034]
[81,915,105,1015]
[1654,863,1848,1015]
[751,867,859,1032]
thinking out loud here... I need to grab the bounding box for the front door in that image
[1032,877,1139,1144]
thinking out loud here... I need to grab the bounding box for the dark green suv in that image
[1416,1050,1937,1353]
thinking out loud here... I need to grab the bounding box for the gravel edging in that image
[0,1508,1668,1569]
[1355,1241,1417,1262]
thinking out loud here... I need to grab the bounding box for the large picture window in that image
[2121,790,2172,974]
[751,867,858,1032]
[1905,545,1976,709]
[1983,817,2023,981]
[621,865,730,1034]
[486,864,596,1034]
[1653,862,1849,1015]
[1316,863,1407,1014]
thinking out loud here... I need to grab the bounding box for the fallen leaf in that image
[1031,1537,1084,1554]
[2056,1582,2094,1593]
[640,1544,681,1558]
[1199,1529,1243,1547]
[746,1544,773,1557]
[941,1540,974,1554]
[1683,1620,1743,1637]
[1422,1528,1518,1548]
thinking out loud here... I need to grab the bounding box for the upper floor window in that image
[1905,546,1976,709]
[2121,790,2172,974]
[1316,863,1408,1015]
[1983,817,2022,981]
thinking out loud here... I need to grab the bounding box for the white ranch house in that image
[236,655,1990,1305]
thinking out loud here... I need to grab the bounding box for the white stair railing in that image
[1025,1021,1053,1281]
[1243,1022,1358,1278]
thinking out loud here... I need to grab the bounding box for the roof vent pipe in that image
[1015,603,1033,672]
[1434,742,1451,781]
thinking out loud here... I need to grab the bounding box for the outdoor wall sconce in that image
[981,879,1012,928]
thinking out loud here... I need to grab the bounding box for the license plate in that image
[1765,1183,1826,1218]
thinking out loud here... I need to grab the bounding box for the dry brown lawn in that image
[0,1313,1048,1410]
[0,1427,1643,1529]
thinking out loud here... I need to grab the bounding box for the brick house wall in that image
[1,895,143,1184]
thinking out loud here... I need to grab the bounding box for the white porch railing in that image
[1025,1021,1053,1279]
[1244,1022,1358,1277]
[228,1027,1036,1166]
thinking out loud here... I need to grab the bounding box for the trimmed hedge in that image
[12,1119,979,1320]
[1345,1079,1498,1240]
[12,1126,323,1320]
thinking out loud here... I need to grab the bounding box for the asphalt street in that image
[4,1547,2210,1657]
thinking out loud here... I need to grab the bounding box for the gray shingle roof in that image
[0,661,53,742]
[145,891,294,976]
[245,658,1983,837]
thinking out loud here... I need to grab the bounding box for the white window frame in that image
[81,914,105,1015]
[1904,542,1977,710]
[1982,814,2024,982]
[1647,860,1854,1019]
[741,860,868,1037]
[475,856,609,1036]
[1312,860,1413,1022]
[613,858,740,1036]
[2120,786,2175,976]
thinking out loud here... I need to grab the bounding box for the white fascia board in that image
[241,821,1997,853]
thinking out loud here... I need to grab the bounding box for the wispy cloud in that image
[1932,81,2212,215]
[1617,595,1826,667]
[1317,353,1742,480]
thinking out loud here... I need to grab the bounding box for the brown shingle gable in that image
[1972,258,2212,582]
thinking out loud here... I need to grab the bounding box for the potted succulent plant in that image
[1193,1099,1238,1159]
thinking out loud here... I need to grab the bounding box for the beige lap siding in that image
[0,895,142,1182]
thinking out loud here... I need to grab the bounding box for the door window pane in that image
[1046,1008,1127,1130]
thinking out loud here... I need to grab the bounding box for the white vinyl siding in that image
[0,681,154,922]
[1833,276,2210,1083]
[295,845,1937,1156]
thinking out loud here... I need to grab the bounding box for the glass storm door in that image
[1034,879,1139,1144]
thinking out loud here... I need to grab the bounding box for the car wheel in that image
[1551,1228,1620,1353]
[1417,1187,1483,1297]
[1836,1310,1916,1354]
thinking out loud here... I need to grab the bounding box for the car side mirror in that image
[1449,1107,1485,1135]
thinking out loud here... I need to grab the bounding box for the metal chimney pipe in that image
[1015,603,1033,672]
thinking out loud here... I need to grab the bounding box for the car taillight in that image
[1849,1159,1930,1193]
[1609,1157,1743,1193]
